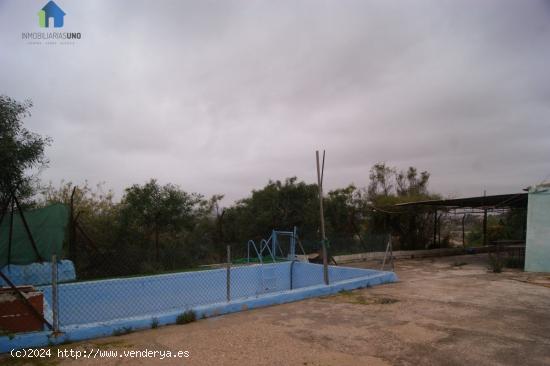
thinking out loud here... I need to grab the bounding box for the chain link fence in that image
[0,237,398,338]
[0,225,400,340]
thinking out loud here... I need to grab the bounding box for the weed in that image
[112,326,133,336]
[176,310,196,325]
[377,297,399,304]
[91,340,133,349]
[332,291,399,305]
[489,255,503,273]
[505,257,523,269]
[0,328,15,340]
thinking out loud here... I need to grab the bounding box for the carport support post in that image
[483,208,488,247]
[483,190,488,247]
[226,245,231,302]
[438,213,442,246]
[434,208,437,248]
[462,214,466,248]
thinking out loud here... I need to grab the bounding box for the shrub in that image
[112,327,133,336]
[488,255,503,273]
[176,310,196,325]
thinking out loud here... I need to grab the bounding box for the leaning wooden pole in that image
[8,197,14,265]
[11,192,44,262]
[69,186,77,262]
[0,270,53,330]
[316,150,329,285]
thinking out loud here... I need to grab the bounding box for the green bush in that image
[488,255,503,273]
[176,310,196,325]
[112,326,133,336]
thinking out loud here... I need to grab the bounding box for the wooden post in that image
[226,245,231,302]
[316,150,329,285]
[69,186,77,262]
[0,197,10,228]
[11,192,44,261]
[0,270,52,330]
[8,197,14,265]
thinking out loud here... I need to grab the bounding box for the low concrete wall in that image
[332,247,482,264]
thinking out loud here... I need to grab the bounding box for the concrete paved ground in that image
[5,254,550,365]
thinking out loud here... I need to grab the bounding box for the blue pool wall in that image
[40,262,295,326]
[1,262,397,352]
[291,262,384,289]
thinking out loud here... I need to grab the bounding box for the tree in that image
[222,177,320,254]
[39,179,223,278]
[396,167,430,197]
[119,179,206,263]
[366,163,440,250]
[0,96,51,203]
[40,181,120,278]
[367,163,395,198]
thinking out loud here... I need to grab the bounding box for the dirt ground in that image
[5,254,550,365]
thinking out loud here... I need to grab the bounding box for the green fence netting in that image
[0,203,69,267]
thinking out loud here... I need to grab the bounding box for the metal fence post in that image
[226,245,231,302]
[51,254,59,333]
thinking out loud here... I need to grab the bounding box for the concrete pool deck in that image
[3,253,550,365]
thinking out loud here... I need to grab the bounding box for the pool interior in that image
[39,262,391,326]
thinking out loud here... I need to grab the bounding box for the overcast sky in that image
[1,0,549,204]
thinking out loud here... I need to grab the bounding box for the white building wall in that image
[525,184,550,272]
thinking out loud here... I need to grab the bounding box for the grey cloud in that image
[1,0,549,203]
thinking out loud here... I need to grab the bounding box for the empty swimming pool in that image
[2,262,397,352]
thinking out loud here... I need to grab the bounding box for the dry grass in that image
[327,290,399,305]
